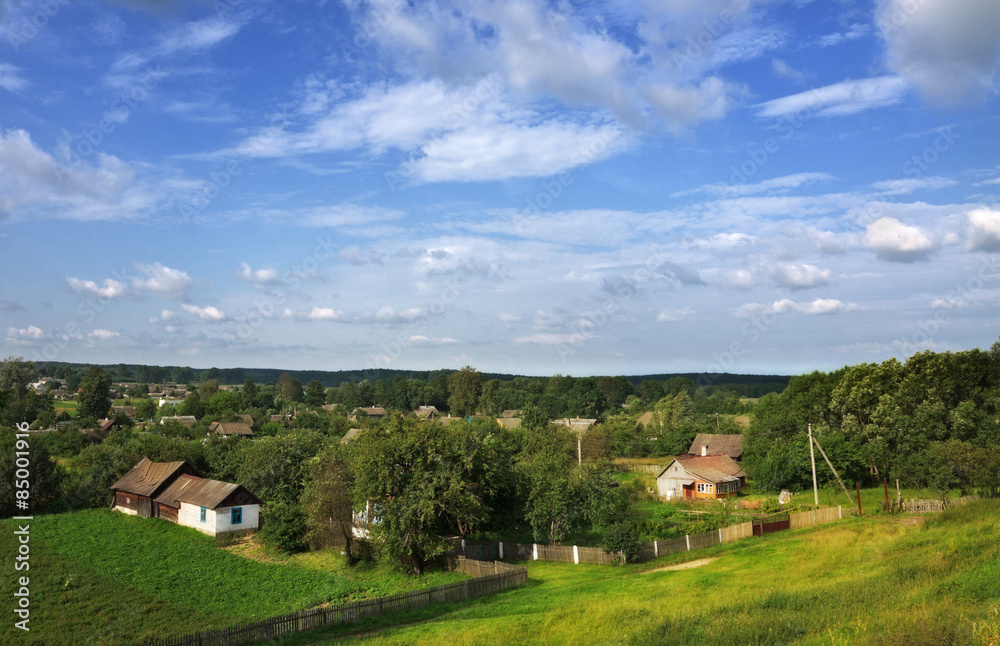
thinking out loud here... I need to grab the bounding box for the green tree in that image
[278,373,304,402]
[302,444,358,562]
[0,431,62,517]
[521,445,580,545]
[198,379,220,399]
[134,398,158,422]
[305,380,326,407]
[447,366,483,417]
[78,367,112,420]
[479,379,502,418]
[603,521,641,565]
[258,502,307,553]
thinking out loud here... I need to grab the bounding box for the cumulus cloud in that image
[132,262,193,297]
[237,262,281,286]
[89,329,119,339]
[307,307,346,321]
[6,325,45,341]
[656,307,695,322]
[966,207,1000,251]
[877,0,1000,104]
[734,298,855,317]
[66,277,129,300]
[769,263,831,289]
[863,217,936,261]
[181,304,226,321]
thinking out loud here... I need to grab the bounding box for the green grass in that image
[53,400,79,418]
[271,500,1000,646]
[0,509,467,645]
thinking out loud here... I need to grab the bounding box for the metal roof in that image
[154,474,260,509]
[688,433,744,459]
[110,458,197,497]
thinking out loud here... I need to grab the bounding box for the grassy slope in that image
[279,500,1000,646]
[0,509,465,646]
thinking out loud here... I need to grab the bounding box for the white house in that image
[154,474,262,536]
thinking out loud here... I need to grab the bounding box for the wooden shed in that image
[110,458,203,518]
[154,475,262,535]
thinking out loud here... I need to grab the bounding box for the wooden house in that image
[210,422,253,437]
[110,458,202,518]
[153,475,261,536]
[687,434,744,461]
[414,405,440,420]
[656,454,746,501]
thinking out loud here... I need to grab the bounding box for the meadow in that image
[271,500,1000,646]
[0,509,466,645]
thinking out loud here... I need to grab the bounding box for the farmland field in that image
[273,500,1000,645]
[0,509,467,645]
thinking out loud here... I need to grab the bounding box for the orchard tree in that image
[78,367,112,420]
[302,444,358,562]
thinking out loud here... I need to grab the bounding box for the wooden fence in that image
[612,463,669,475]
[897,495,981,513]
[448,521,756,566]
[136,557,527,646]
[789,506,843,528]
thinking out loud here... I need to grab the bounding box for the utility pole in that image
[808,423,818,506]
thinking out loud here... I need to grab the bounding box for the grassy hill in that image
[0,509,465,645]
[279,500,1000,645]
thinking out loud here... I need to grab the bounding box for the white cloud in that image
[148,310,175,324]
[0,129,152,221]
[687,232,756,250]
[931,298,968,309]
[405,335,460,345]
[734,298,855,317]
[864,217,936,261]
[513,332,596,345]
[237,262,281,285]
[771,58,806,84]
[641,77,742,132]
[132,263,193,297]
[66,277,129,300]
[6,325,44,340]
[816,23,871,48]
[756,76,909,118]
[307,307,346,321]
[877,0,1000,104]
[674,172,835,199]
[769,263,831,289]
[870,177,957,195]
[182,304,226,321]
[973,177,1000,187]
[966,207,1000,251]
[498,313,523,323]
[0,62,27,92]
[656,307,695,322]
[89,329,119,339]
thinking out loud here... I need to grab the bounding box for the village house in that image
[656,454,747,501]
[351,406,387,421]
[153,474,262,536]
[687,433,744,461]
[160,415,197,429]
[209,421,253,438]
[340,428,362,444]
[110,458,202,518]
[110,458,261,535]
[414,405,440,420]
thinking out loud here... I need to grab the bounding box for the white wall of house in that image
[656,462,690,499]
[113,505,138,515]
[177,501,259,535]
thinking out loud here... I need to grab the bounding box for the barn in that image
[154,475,262,536]
[656,454,746,501]
[110,458,203,518]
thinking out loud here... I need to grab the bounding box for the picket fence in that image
[452,506,849,566]
[136,557,526,646]
[897,495,982,513]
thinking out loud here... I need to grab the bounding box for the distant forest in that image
[32,362,790,399]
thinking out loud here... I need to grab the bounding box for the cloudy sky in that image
[1,0,999,377]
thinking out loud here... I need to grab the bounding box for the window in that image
[231,507,242,525]
[200,507,206,523]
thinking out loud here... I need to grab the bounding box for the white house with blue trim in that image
[154,474,262,536]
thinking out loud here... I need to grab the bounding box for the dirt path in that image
[642,557,718,574]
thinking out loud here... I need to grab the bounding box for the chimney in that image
[702,445,708,457]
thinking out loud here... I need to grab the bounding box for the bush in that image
[258,502,307,553]
[603,521,641,565]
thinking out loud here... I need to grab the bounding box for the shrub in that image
[603,521,641,565]
[258,502,307,553]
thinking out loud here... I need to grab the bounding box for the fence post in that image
[839,505,842,519]
[461,538,465,553]
[685,535,690,551]
[718,528,723,542]
[653,540,658,557]
[533,543,538,561]
[573,545,579,564]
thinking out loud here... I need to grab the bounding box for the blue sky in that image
[1,0,999,377]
